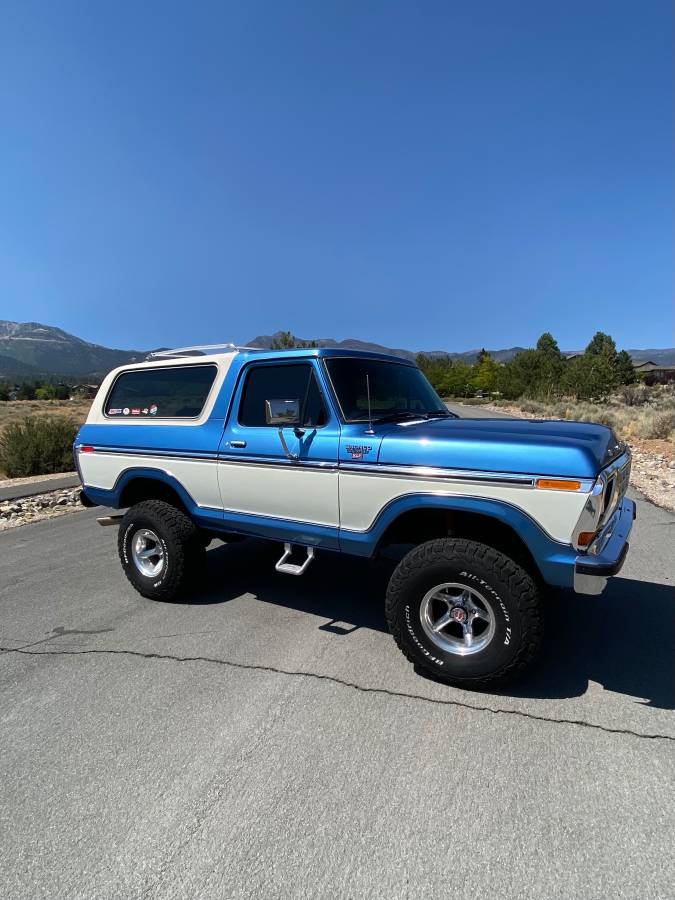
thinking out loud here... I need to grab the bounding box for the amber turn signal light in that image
[535,478,582,491]
[577,531,597,547]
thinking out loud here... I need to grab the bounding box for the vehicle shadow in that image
[196,538,393,634]
[196,540,674,710]
[503,577,675,710]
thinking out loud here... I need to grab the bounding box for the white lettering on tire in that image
[459,570,510,621]
[405,604,443,666]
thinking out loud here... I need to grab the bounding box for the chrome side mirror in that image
[265,398,302,461]
[265,398,301,426]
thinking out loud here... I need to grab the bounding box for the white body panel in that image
[217,462,339,526]
[338,472,587,543]
[80,447,585,544]
[80,452,222,509]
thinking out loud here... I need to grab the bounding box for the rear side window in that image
[105,365,217,419]
[239,364,327,427]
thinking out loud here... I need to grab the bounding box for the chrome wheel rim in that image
[420,582,495,656]
[131,529,165,578]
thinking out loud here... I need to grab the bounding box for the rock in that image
[56,497,69,506]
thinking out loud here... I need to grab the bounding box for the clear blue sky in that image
[1,0,672,353]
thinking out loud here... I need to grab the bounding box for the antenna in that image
[365,373,375,435]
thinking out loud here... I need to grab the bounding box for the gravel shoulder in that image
[0,485,82,529]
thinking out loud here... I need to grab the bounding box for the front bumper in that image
[574,497,636,595]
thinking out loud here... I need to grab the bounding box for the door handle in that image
[230,440,247,448]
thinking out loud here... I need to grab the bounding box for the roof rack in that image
[146,343,264,360]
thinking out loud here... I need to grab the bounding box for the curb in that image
[0,475,81,503]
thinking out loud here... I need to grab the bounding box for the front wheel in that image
[118,499,206,601]
[385,538,543,687]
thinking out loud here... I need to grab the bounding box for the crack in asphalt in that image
[0,626,115,655]
[2,644,673,744]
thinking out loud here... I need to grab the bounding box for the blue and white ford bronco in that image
[75,345,635,686]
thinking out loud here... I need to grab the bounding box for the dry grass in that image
[509,385,675,442]
[0,399,92,433]
[0,400,92,477]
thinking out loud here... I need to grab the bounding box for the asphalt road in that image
[1,409,673,898]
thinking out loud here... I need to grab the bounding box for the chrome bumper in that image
[574,498,636,595]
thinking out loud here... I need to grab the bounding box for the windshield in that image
[325,358,450,423]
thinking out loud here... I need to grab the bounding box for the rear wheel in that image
[118,499,206,601]
[385,538,543,687]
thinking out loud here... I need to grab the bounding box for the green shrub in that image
[0,418,78,478]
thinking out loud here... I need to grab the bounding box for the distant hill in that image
[0,321,673,378]
[249,332,674,366]
[0,352,40,377]
[248,332,530,364]
[0,321,146,376]
[624,348,675,366]
[248,333,415,360]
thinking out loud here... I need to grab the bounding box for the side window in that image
[239,364,328,428]
[105,365,217,419]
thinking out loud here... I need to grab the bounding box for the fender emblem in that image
[345,444,372,460]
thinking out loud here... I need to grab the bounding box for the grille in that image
[602,457,630,525]
[616,458,631,500]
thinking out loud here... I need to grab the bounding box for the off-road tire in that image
[385,538,543,687]
[118,500,206,601]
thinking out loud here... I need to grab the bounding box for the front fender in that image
[339,492,577,589]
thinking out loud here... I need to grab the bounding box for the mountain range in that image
[0,321,146,377]
[0,320,673,379]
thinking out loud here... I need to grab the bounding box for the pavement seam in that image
[2,644,673,744]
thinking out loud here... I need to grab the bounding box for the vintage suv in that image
[75,345,635,687]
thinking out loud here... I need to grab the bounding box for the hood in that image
[377,417,624,479]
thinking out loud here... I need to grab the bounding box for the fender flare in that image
[339,492,576,588]
[82,467,201,514]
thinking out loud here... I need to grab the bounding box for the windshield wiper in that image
[373,411,432,424]
[371,410,455,425]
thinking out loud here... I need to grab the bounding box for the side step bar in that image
[275,542,315,576]
[97,514,124,527]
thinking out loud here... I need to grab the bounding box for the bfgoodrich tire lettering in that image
[385,538,543,687]
[118,499,205,601]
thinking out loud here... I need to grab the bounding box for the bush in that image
[635,411,675,440]
[0,418,78,478]
[617,384,651,407]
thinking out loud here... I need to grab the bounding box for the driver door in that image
[218,360,340,535]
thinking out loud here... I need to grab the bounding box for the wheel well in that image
[376,507,542,582]
[118,477,188,513]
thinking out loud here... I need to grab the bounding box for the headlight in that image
[572,451,631,551]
